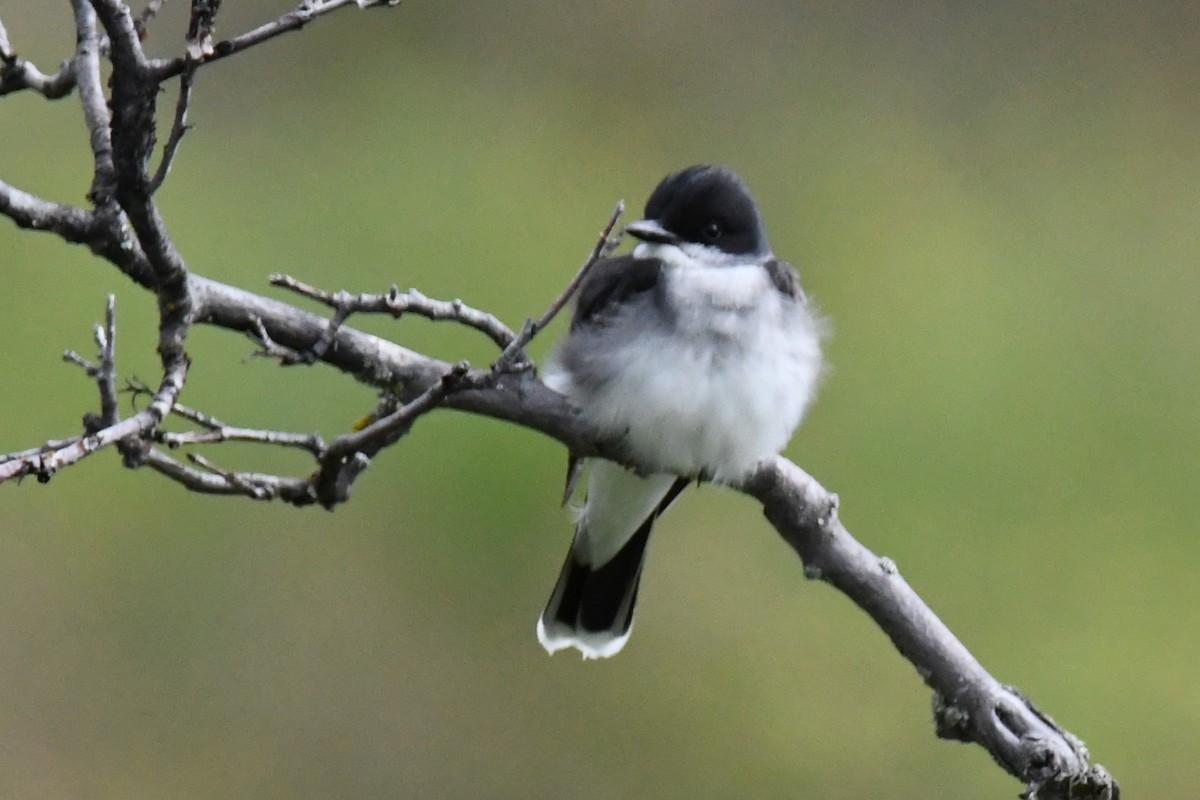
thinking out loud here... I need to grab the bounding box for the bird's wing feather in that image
[572,255,664,329]
[764,258,806,302]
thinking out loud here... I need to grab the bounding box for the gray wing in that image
[560,255,664,499]
[572,255,664,330]
[764,258,806,302]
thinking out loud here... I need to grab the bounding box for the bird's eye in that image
[702,221,722,240]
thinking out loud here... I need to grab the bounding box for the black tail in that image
[537,477,688,659]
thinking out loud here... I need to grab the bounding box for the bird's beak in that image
[625,219,680,246]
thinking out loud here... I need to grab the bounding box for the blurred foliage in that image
[1,1,1197,797]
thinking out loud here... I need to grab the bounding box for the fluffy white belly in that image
[549,264,823,482]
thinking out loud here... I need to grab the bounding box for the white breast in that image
[556,262,823,483]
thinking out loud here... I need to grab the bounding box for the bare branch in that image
[134,0,170,40]
[62,350,100,374]
[270,273,518,358]
[738,458,1117,800]
[139,448,317,502]
[0,349,188,484]
[120,350,468,510]
[0,177,96,238]
[185,0,222,59]
[72,0,117,203]
[187,452,278,499]
[160,426,325,454]
[151,0,402,82]
[94,294,120,426]
[149,63,195,193]
[60,296,117,420]
[0,16,77,98]
[92,0,193,381]
[190,275,449,397]
[0,176,157,289]
[120,376,325,456]
[312,361,470,508]
[0,440,82,469]
[248,316,310,364]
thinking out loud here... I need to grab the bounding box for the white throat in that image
[632,240,762,270]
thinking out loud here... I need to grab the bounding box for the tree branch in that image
[0,177,96,238]
[0,176,157,288]
[185,0,221,59]
[0,16,78,98]
[142,448,318,501]
[270,273,518,360]
[151,0,402,82]
[134,0,169,40]
[0,297,188,483]
[149,62,195,193]
[72,0,117,203]
[158,410,326,456]
[738,459,1117,800]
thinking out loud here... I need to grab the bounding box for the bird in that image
[536,165,826,659]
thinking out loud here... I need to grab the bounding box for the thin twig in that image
[140,447,315,501]
[312,361,468,507]
[160,425,326,456]
[1,295,187,484]
[270,273,517,352]
[63,350,99,374]
[150,0,402,82]
[134,0,169,40]
[249,316,309,364]
[121,377,328,491]
[96,295,120,426]
[149,63,195,193]
[532,200,625,335]
[492,200,624,371]
[0,323,189,484]
[187,452,277,500]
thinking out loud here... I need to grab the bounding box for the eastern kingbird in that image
[537,165,825,659]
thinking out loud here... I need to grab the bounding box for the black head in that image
[627,165,770,257]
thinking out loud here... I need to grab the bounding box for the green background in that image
[2,2,1196,797]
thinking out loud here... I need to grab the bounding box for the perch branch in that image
[738,459,1117,800]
